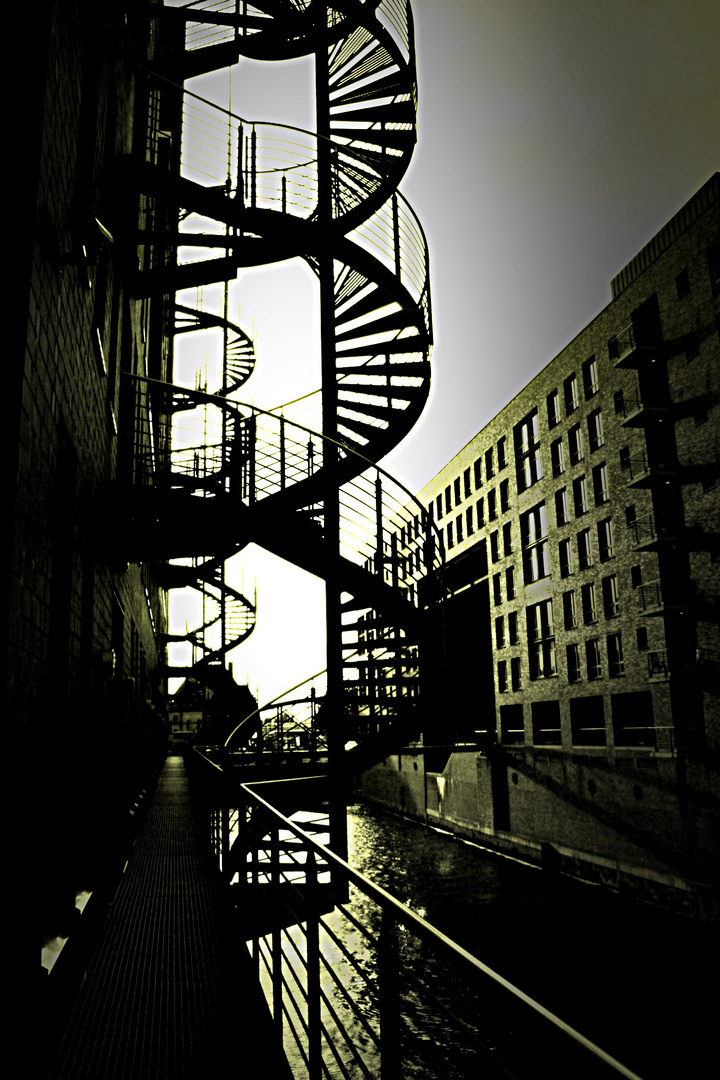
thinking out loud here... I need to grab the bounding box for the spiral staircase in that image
[128,1,441,799]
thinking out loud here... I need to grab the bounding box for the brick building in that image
[361,174,720,917]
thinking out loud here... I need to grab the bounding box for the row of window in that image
[498,632,625,691]
[558,520,614,578]
[547,358,600,429]
[444,480,511,550]
[434,438,508,521]
[495,577,619,655]
[498,689,655,748]
[555,464,609,524]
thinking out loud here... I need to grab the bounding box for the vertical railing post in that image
[392,192,401,280]
[304,849,321,1078]
[280,416,286,489]
[250,125,257,208]
[375,473,384,577]
[379,909,401,1076]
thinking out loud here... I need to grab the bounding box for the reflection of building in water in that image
[361,175,720,917]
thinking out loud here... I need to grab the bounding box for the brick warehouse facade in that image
[360,174,720,918]
[9,2,174,960]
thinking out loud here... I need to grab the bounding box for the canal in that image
[336,801,715,1080]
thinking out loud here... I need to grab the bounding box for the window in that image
[586,639,602,680]
[511,657,522,691]
[547,389,560,428]
[445,485,451,514]
[520,503,549,583]
[631,565,643,589]
[527,599,556,680]
[571,696,606,746]
[598,518,614,561]
[563,589,577,629]
[456,513,464,543]
[466,506,474,536]
[567,643,581,683]
[488,489,497,520]
[602,575,619,618]
[476,498,485,528]
[582,355,599,398]
[588,409,604,451]
[555,488,569,526]
[464,467,472,498]
[485,447,494,479]
[508,611,519,645]
[500,478,510,512]
[500,703,524,744]
[505,566,516,601]
[503,522,513,556]
[569,424,584,464]
[581,582,597,624]
[607,633,624,677]
[614,390,624,415]
[497,437,507,469]
[498,660,508,692]
[675,269,690,298]
[685,333,699,361]
[474,457,482,489]
[495,616,505,649]
[490,530,500,562]
[532,700,561,745]
[612,690,654,747]
[559,538,574,578]
[493,573,502,606]
[515,409,542,492]
[551,438,565,477]
[447,522,454,549]
[454,477,461,506]
[578,528,593,569]
[436,494,443,520]
[573,475,589,517]
[636,626,648,650]
[564,374,580,414]
[592,462,609,505]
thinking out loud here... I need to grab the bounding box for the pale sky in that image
[168,0,720,705]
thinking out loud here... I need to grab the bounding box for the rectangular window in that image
[564,374,579,414]
[474,457,482,489]
[581,582,597,624]
[532,700,561,746]
[582,355,599,399]
[527,599,557,680]
[493,573,502,606]
[436,494,443,520]
[488,489,497,520]
[490,530,500,562]
[676,269,690,298]
[592,462,609,505]
[551,437,565,477]
[505,566,516,601]
[567,643,581,683]
[547,389,560,428]
[502,522,513,556]
[485,447,495,479]
[456,513,464,543]
[586,639,602,680]
[602,575,619,618]
[508,611,519,645]
[515,409,542,492]
[598,518,614,561]
[588,409,605,451]
[559,537,574,578]
[578,528,593,569]
[497,660,508,693]
[445,485,452,514]
[454,477,462,506]
[511,657,522,691]
[476,498,485,528]
[500,478,510,512]
[466,506,474,536]
[495,616,505,649]
[555,487,569,526]
[573,475,589,517]
[497,436,507,470]
[563,590,577,630]
[571,696,606,746]
[569,424,584,464]
[636,626,648,650]
[447,522,454,549]
[464,467,472,498]
[607,633,624,677]
[614,390,625,415]
[520,503,549,583]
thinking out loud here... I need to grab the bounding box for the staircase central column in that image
[316,5,348,863]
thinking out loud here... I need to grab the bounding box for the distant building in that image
[361,174,720,917]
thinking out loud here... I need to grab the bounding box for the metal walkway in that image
[47,755,292,1080]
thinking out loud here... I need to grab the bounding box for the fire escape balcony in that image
[627,513,676,551]
[620,449,679,488]
[609,322,665,369]
[638,579,685,616]
[618,390,671,428]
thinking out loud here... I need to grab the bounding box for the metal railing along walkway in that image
[46,755,292,1080]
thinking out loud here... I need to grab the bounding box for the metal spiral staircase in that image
[129,1,441,799]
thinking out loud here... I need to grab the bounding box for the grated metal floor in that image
[47,755,291,1079]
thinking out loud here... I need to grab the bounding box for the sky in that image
[168,0,720,706]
